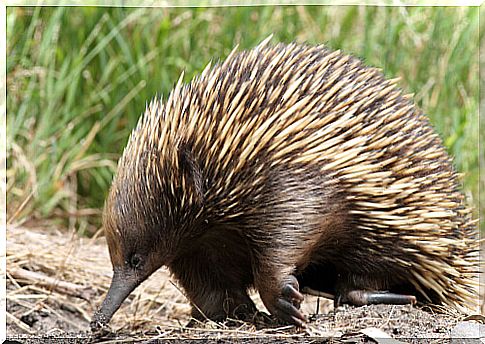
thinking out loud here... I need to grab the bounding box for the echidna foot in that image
[335,290,417,307]
[262,275,306,327]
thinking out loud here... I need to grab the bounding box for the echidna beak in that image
[90,268,140,332]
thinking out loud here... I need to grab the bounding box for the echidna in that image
[91,39,479,329]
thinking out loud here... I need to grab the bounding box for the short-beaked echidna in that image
[91,39,479,329]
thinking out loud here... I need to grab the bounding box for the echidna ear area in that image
[115,41,479,312]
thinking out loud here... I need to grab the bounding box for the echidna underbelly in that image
[121,42,478,312]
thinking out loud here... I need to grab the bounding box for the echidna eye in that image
[130,254,142,269]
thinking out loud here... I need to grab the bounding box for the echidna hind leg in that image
[333,272,417,307]
[335,290,417,307]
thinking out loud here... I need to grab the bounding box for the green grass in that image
[6,6,481,234]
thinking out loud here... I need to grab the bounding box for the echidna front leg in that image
[187,287,257,323]
[255,267,307,326]
[172,267,257,323]
[170,241,257,323]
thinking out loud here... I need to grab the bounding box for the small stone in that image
[451,321,485,344]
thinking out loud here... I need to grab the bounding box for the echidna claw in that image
[272,278,306,327]
[273,297,307,327]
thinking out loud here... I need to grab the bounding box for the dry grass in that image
[7,7,481,234]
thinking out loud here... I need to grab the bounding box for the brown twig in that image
[8,267,94,301]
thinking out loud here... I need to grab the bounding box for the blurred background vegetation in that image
[6,6,481,235]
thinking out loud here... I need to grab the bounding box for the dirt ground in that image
[5,225,485,343]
